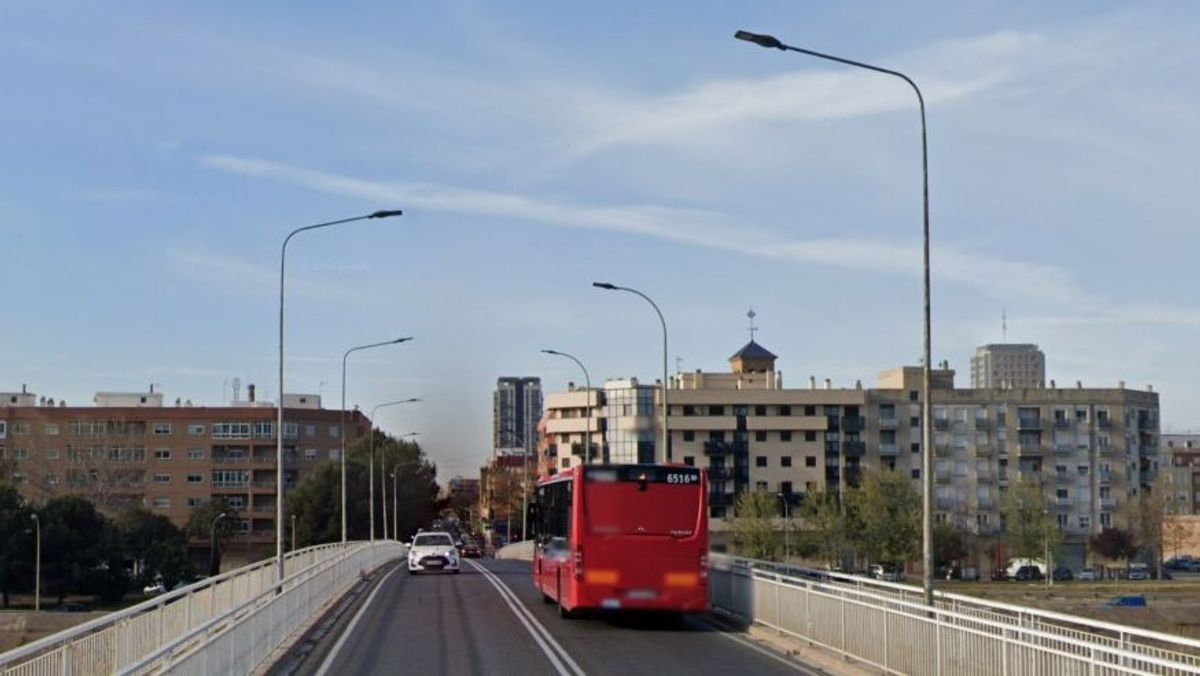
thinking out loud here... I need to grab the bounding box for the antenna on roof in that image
[674,356,683,375]
[747,307,758,342]
[1002,308,1008,343]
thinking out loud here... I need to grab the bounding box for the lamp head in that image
[592,282,618,290]
[393,337,414,344]
[370,210,404,218]
[541,349,559,355]
[734,30,785,50]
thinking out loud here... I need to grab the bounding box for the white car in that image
[407,532,461,574]
[143,582,166,595]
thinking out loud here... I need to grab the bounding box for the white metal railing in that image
[709,554,1200,675]
[0,541,398,675]
[116,541,402,675]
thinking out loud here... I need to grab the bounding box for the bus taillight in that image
[699,552,709,580]
[574,545,584,580]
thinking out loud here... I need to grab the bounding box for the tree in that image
[1121,486,1166,570]
[116,508,194,589]
[0,482,35,607]
[1000,478,1060,562]
[847,468,921,569]
[1090,527,1138,565]
[802,488,850,568]
[38,495,108,604]
[186,498,241,574]
[933,520,969,570]
[58,418,148,515]
[730,490,781,560]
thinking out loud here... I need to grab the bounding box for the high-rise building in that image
[971,343,1046,389]
[1162,434,1200,515]
[493,377,542,457]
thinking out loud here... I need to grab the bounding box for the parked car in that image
[142,581,167,596]
[1128,563,1150,581]
[1077,567,1100,581]
[1014,565,1044,582]
[1052,567,1074,582]
[870,563,902,582]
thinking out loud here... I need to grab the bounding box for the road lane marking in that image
[467,560,587,676]
[689,616,826,675]
[315,562,403,676]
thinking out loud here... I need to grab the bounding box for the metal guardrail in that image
[0,541,400,675]
[709,554,1200,675]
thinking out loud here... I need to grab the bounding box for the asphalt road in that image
[315,558,825,676]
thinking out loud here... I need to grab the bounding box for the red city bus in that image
[530,464,708,618]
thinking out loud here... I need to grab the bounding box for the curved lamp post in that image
[341,337,412,543]
[210,512,229,576]
[735,29,935,605]
[277,209,402,583]
[384,432,420,540]
[592,282,670,462]
[541,349,594,464]
[369,399,421,540]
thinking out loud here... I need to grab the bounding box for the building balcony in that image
[842,416,865,433]
[1055,473,1071,483]
[976,498,996,511]
[1055,498,1072,509]
[252,480,276,489]
[879,443,899,456]
[709,493,735,508]
[976,470,995,483]
[212,455,250,464]
[1054,419,1071,429]
[974,445,992,457]
[933,418,949,430]
[212,481,249,489]
[997,471,1010,483]
[974,418,991,430]
[1055,444,1075,456]
[825,441,840,454]
[1097,445,1116,456]
[1100,497,1117,509]
[1098,471,1113,483]
[1017,418,1041,431]
[1139,445,1157,456]
[934,472,951,484]
[1017,443,1044,456]
[843,441,866,457]
[703,440,747,456]
[1098,419,1113,430]
[878,416,898,429]
[934,444,951,458]
[708,466,748,482]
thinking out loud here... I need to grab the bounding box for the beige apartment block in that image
[0,387,366,559]
[1162,434,1200,515]
[538,339,1161,555]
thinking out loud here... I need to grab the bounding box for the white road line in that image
[315,563,403,676]
[692,617,826,675]
[467,560,588,676]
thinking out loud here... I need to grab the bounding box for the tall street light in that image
[277,209,402,582]
[30,513,39,612]
[734,29,936,606]
[592,282,670,462]
[390,471,398,541]
[369,399,421,540]
[497,427,531,542]
[541,349,594,465]
[341,337,412,543]
[210,512,229,576]
[384,432,420,541]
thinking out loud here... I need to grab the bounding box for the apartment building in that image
[1162,433,1200,515]
[0,386,367,557]
[538,340,1161,554]
[970,343,1046,389]
[493,377,542,458]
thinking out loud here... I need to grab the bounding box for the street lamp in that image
[390,471,398,541]
[384,432,420,540]
[734,29,935,605]
[592,282,670,462]
[210,512,229,576]
[290,514,297,552]
[30,514,39,612]
[777,492,791,564]
[497,426,535,542]
[369,400,421,540]
[541,349,594,464]
[277,209,403,583]
[341,337,412,543]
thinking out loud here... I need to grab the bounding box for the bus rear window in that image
[585,466,702,536]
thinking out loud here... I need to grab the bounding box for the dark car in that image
[1015,565,1044,581]
[1052,567,1074,582]
[461,543,482,558]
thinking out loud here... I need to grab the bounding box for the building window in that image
[561,458,571,468]
[44,449,60,460]
[187,474,204,484]
[11,473,28,484]
[330,449,342,460]
[755,480,768,491]
[1079,516,1091,530]
[803,405,816,416]
[709,406,724,416]
[755,431,767,442]
[754,406,767,416]
[12,422,30,435]
[13,448,28,460]
[188,423,205,436]
[779,405,792,416]
[1100,512,1112,528]
[709,431,724,442]
[781,456,792,468]
[306,424,317,437]
[284,423,300,439]
[781,431,792,442]
[153,423,172,436]
[804,431,817,442]
[780,481,793,494]
[188,448,205,460]
[683,406,695,416]
[805,456,816,467]
[187,497,204,508]
[911,469,920,479]
[910,417,921,428]
[755,456,767,467]
[213,422,252,439]
[911,443,920,454]
[152,497,170,509]
[305,448,318,460]
[153,473,171,484]
[683,430,695,442]
[154,449,172,460]
[328,425,340,439]
[43,423,60,436]
[45,474,60,485]
[684,456,695,466]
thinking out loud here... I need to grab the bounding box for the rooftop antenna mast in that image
[675,356,683,375]
[747,307,758,342]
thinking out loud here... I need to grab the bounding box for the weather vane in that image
[747,308,758,341]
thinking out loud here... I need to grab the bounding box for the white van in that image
[1005,558,1046,579]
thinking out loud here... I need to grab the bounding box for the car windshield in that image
[413,534,454,547]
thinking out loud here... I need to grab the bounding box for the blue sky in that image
[4,2,1199,480]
